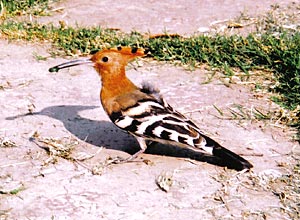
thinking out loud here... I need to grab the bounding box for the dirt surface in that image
[37,0,291,35]
[1,1,299,220]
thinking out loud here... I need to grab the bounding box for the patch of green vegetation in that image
[0,0,53,17]
[33,51,48,61]
[0,184,25,195]
[0,21,299,132]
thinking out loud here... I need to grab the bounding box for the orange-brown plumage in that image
[90,47,147,115]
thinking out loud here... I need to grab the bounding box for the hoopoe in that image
[49,46,253,171]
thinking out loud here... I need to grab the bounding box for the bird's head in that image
[49,46,147,77]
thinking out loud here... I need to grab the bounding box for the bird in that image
[49,46,253,171]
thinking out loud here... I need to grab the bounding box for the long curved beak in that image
[49,58,93,72]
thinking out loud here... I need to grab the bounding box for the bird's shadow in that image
[6,105,228,167]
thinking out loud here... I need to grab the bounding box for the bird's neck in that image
[100,68,138,102]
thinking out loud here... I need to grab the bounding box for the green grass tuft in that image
[0,0,53,17]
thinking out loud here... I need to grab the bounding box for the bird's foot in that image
[91,149,149,175]
[106,149,146,165]
[108,156,129,164]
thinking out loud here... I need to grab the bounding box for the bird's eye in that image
[102,56,109,62]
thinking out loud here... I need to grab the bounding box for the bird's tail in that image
[203,134,253,171]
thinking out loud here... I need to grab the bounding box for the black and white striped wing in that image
[108,89,253,171]
[110,97,213,154]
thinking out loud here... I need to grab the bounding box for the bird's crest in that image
[111,46,147,57]
[91,46,148,65]
[48,46,148,73]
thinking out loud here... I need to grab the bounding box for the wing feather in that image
[112,88,208,152]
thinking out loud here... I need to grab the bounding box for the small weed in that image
[0,137,17,148]
[0,184,25,195]
[30,133,79,164]
[33,52,48,61]
[214,104,271,122]
[8,185,25,195]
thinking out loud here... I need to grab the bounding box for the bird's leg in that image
[110,137,148,164]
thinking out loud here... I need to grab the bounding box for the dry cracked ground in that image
[0,1,299,220]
